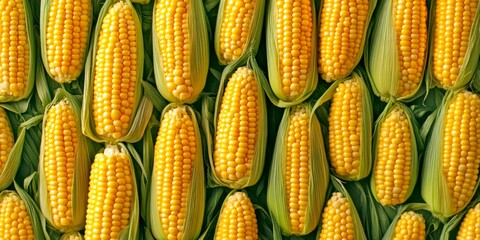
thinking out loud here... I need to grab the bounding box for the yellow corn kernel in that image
[432,0,479,88]
[84,147,133,240]
[0,192,34,239]
[0,108,13,173]
[457,203,480,239]
[45,0,91,83]
[441,91,480,213]
[374,107,412,206]
[328,78,362,178]
[318,0,369,82]
[393,0,428,97]
[0,0,30,99]
[154,106,197,239]
[318,192,355,240]
[214,67,259,182]
[44,99,78,229]
[393,211,426,240]
[215,192,258,240]
[92,1,138,140]
[218,0,257,63]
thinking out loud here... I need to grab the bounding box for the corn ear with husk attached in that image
[214,191,258,239]
[371,101,423,206]
[214,0,265,65]
[203,56,267,189]
[38,89,94,233]
[421,90,480,219]
[439,198,480,240]
[267,103,329,236]
[61,232,84,240]
[82,0,152,144]
[263,0,318,107]
[152,0,209,104]
[0,0,35,103]
[149,103,205,240]
[365,0,428,101]
[382,204,434,240]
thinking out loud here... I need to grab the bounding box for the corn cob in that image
[0,0,35,102]
[391,211,426,240]
[0,191,35,239]
[432,0,480,89]
[84,145,138,240]
[150,104,205,240]
[0,108,13,174]
[318,192,355,240]
[366,0,428,100]
[422,90,480,217]
[327,72,372,181]
[214,192,258,240]
[267,104,329,236]
[153,0,209,103]
[42,0,92,83]
[265,0,318,105]
[456,203,480,239]
[318,0,371,82]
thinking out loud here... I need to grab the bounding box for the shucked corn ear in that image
[422,90,480,218]
[84,144,139,240]
[83,0,152,144]
[327,71,373,181]
[40,0,92,83]
[153,0,209,103]
[39,89,94,233]
[214,0,265,65]
[0,0,35,102]
[371,102,421,206]
[207,65,267,189]
[318,0,375,82]
[264,0,318,106]
[456,203,480,239]
[366,0,428,100]
[150,104,205,240]
[429,0,480,90]
[214,191,258,240]
[267,103,329,236]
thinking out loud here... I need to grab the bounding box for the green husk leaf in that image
[267,103,329,236]
[12,183,47,240]
[263,0,318,107]
[152,0,209,103]
[38,88,94,233]
[141,81,168,112]
[370,101,422,206]
[214,0,265,65]
[149,104,205,240]
[365,0,425,101]
[61,232,84,240]
[82,0,148,144]
[131,0,150,4]
[203,55,267,189]
[439,198,480,239]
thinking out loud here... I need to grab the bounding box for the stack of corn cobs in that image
[0,0,479,239]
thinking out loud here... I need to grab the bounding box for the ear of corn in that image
[153,0,209,103]
[84,144,139,240]
[456,203,480,239]
[422,90,480,218]
[382,204,431,240]
[38,89,94,233]
[83,0,152,144]
[214,0,265,65]
[40,0,92,83]
[214,191,258,240]
[61,232,84,240]
[371,102,421,206]
[264,0,318,107]
[0,0,35,103]
[429,0,480,90]
[149,104,205,240]
[366,0,428,100]
[327,70,373,181]
[318,0,375,82]
[267,103,329,236]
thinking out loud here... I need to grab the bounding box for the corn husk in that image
[370,101,423,206]
[82,0,152,144]
[152,0,209,104]
[214,0,265,65]
[263,0,318,107]
[149,103,205,240]
[38,89,94,233]
[267,102,329,236]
